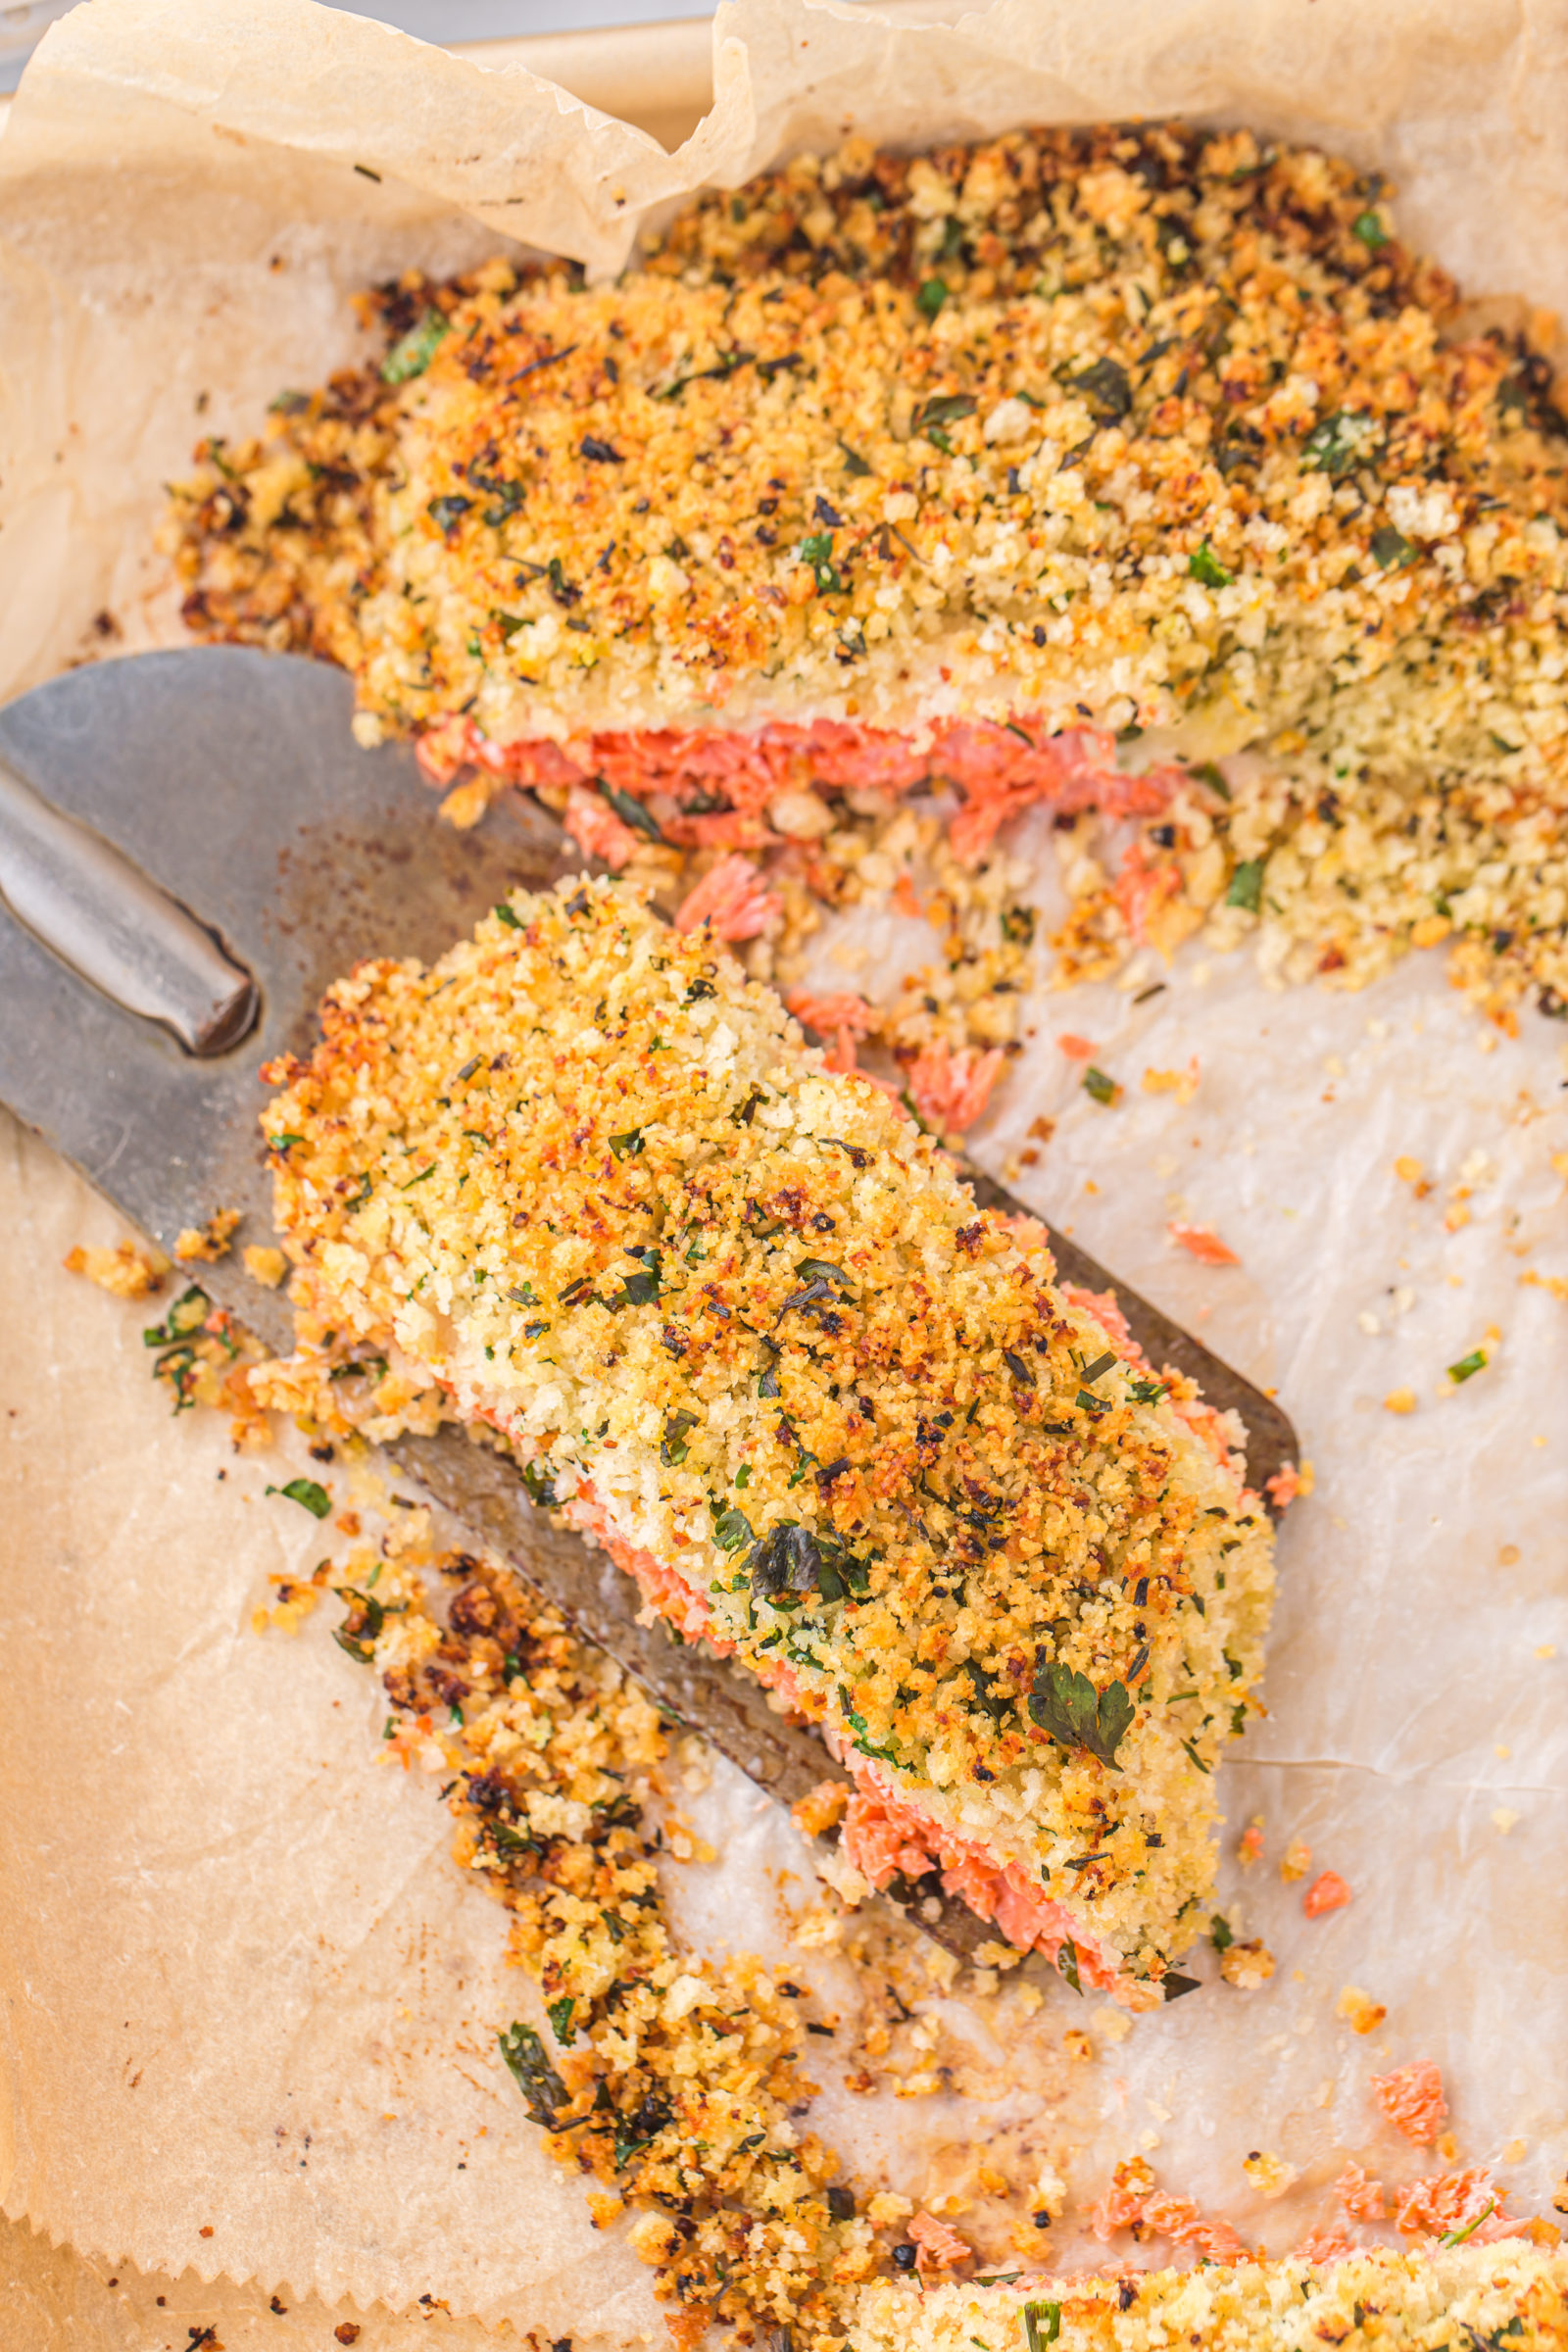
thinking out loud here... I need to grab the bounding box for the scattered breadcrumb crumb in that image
[174,1208,242,1262]
[1242,2150,1298,2199]
[1142,1060,1200,1104]
[63,1240,169,1298]
[1336,1985,1388,2035]
[242,1244,288,1289]
[1280,1838,1312,1884]
[1384,1387,1418,1414]
[1220,1939,1276,1990]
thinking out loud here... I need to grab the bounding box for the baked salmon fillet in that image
[848,2244,1568,2352]
[168,122,1568,1024]
[261,877,1274,2006]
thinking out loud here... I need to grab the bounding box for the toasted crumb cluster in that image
[261,876,1273,1998]
[848,2245,1568,2352]
[167,120,1568,1021]
[318,1514,878,2340]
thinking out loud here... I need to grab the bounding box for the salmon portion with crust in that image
[168,121,1568,1021]
[260,876,1274,2006]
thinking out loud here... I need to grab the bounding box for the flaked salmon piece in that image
[904,1039,1006,1136]
[1372,2058,1449,2145]
[674,852,783,941]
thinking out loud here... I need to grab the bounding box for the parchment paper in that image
[1,0,1566,2337]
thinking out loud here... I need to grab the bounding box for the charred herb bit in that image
[915,392,978,444]
[1129,1376,1168,1405]
[794,1256,853,1293]
[593,783,662,842]
[1080,1351,1117,1384]
[427,494,472,533]
[839,441,872,477]
[143,1286,211,1348]
[580,435,622,464]
[1028,1663,1135,1768]
[608,1128,645,1165]
[1055,1941,1083,1995]
[611,1256,662,1309]
[1075,1388,1111,1419]
[519,1460,560,1509]
[1004,1349,1037,1388]
[345,1171,373,1209]
[961,1656,1008,1723]
[547,1994,576,2044]
[661,1408,700,1466]
[1352,207,1390,249]
[1162,1971,1202,2000]
[381,306,450,384]
[1300,409,1380,477]
[1180,1737,1211,1774]
[266,1476,332,1519]
[916,276,949,318]
[267,1132,304,1152]
[1070,357,1131,420]
[613,2091,673,2171]
[1082,1065,1121,1105]
[1226,858,1265,912]
[1209,1913,1234,1952]
[498,2021,568,2129]
[1447,1347,1488,1384]
[332,1587,385,1662]
[1372,524,1417,569]
[493,902,523,930]
[821,1135,872,1170]
[732,1083,767,1125]
[1000,904,1037,947]
[1188,539,1231,588]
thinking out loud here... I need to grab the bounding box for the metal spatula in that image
[0,645,1298,1961]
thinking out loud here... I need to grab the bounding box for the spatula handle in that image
[0,756,258,1054]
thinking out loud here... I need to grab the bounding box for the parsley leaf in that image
[1028,1664,1135,1767]
[1226,858,1265,912]
[268,1476,330,1519]
[1371,524,1416,569]
[1189,540,1231,588]
[1300,409,1380,477]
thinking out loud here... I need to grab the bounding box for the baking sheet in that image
[1,0,1566,2334]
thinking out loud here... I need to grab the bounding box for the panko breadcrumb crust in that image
[261,876,1273,2002]
[849,2246,1568,2352]
[168,120,1568,1016]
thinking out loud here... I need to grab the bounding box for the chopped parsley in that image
[381,307,450,384]
[268,1476,331,1519]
